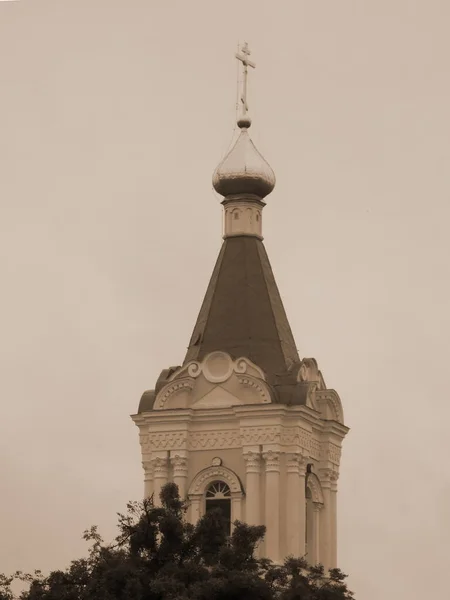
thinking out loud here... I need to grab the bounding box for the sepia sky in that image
[1,1,450,598]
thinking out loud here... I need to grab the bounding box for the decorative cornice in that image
[150,432,187,450]
[188,429,241,450]
[137,425,326,455]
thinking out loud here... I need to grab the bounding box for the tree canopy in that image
[1,484,353,600]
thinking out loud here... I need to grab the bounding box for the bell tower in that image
[132,44,348,569]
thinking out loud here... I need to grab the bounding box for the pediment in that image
[191,386,242,409]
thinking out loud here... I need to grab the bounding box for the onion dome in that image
[212,118,276,199]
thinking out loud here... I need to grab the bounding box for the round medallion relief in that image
[211,457,223,467]
[203,351,233,383]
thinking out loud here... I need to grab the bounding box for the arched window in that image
[205,481,231,535]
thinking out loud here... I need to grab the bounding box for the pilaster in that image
[263,449,281,562]
[319,468,333,571]
[142,460,153,499]
[312,502,322,565]
[286,452,308,558]
[150,452,169,506]
[243,449,262,526]
[170,452,189,499]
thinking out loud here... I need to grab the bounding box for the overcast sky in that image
[1,1,450,598]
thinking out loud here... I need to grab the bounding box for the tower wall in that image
[132,351,347,568]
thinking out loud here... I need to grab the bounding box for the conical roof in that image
[184,236,300,380]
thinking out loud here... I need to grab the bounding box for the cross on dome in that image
[212,43,275,201]
[235,42,255,122]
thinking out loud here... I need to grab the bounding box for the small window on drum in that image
[205,481,232,535]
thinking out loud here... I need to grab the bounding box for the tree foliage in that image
[1,483,353,600]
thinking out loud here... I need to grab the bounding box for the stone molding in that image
[237,376,271,403]
[316,389,344,424]
[188,430,241,450]
[150,432,187,450]
[188,465,243,497]
[155,378,195,410]
[139,426,341,463]
[306,472,324,504]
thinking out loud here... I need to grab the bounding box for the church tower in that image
[132,44,348,569]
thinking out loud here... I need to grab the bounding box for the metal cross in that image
[235,42,256,115]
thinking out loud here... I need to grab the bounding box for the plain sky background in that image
[1,1,450,598]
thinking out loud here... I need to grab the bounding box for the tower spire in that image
[235,42,255,127]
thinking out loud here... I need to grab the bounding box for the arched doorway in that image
[205,481,232,535]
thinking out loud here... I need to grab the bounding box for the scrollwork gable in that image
[153,351,273,410]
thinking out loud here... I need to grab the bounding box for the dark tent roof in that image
[184,236,300,381]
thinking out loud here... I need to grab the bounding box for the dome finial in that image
[213,44,275,240]
[212,44,276,204]
[235,42,255,128]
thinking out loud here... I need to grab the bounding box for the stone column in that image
[231,492,242,531]
[319,469,333,572]
[312,502,322,565]
[142,461,153,499]
[151,455,169,506]
[171,454,188,499]
[189,495,201,524]
[330,472,339,568]
[286,453,307,558]
[243,451,262,526]
[263,450,280,562]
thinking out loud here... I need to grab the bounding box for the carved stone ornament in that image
[185,352,265,383]
[150,456,169,477]
[154,378,195,410]
[298,358,322,386]
[211,457,222,466]
[243,451,262,473]
[150,432,187,450]
[315,390,344,424]
[188,465,243,496]
[286,452,308,474]
[306,472,324,504]
[262,450,280,472]
[189,430,241,450]
[170,455,188,475]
